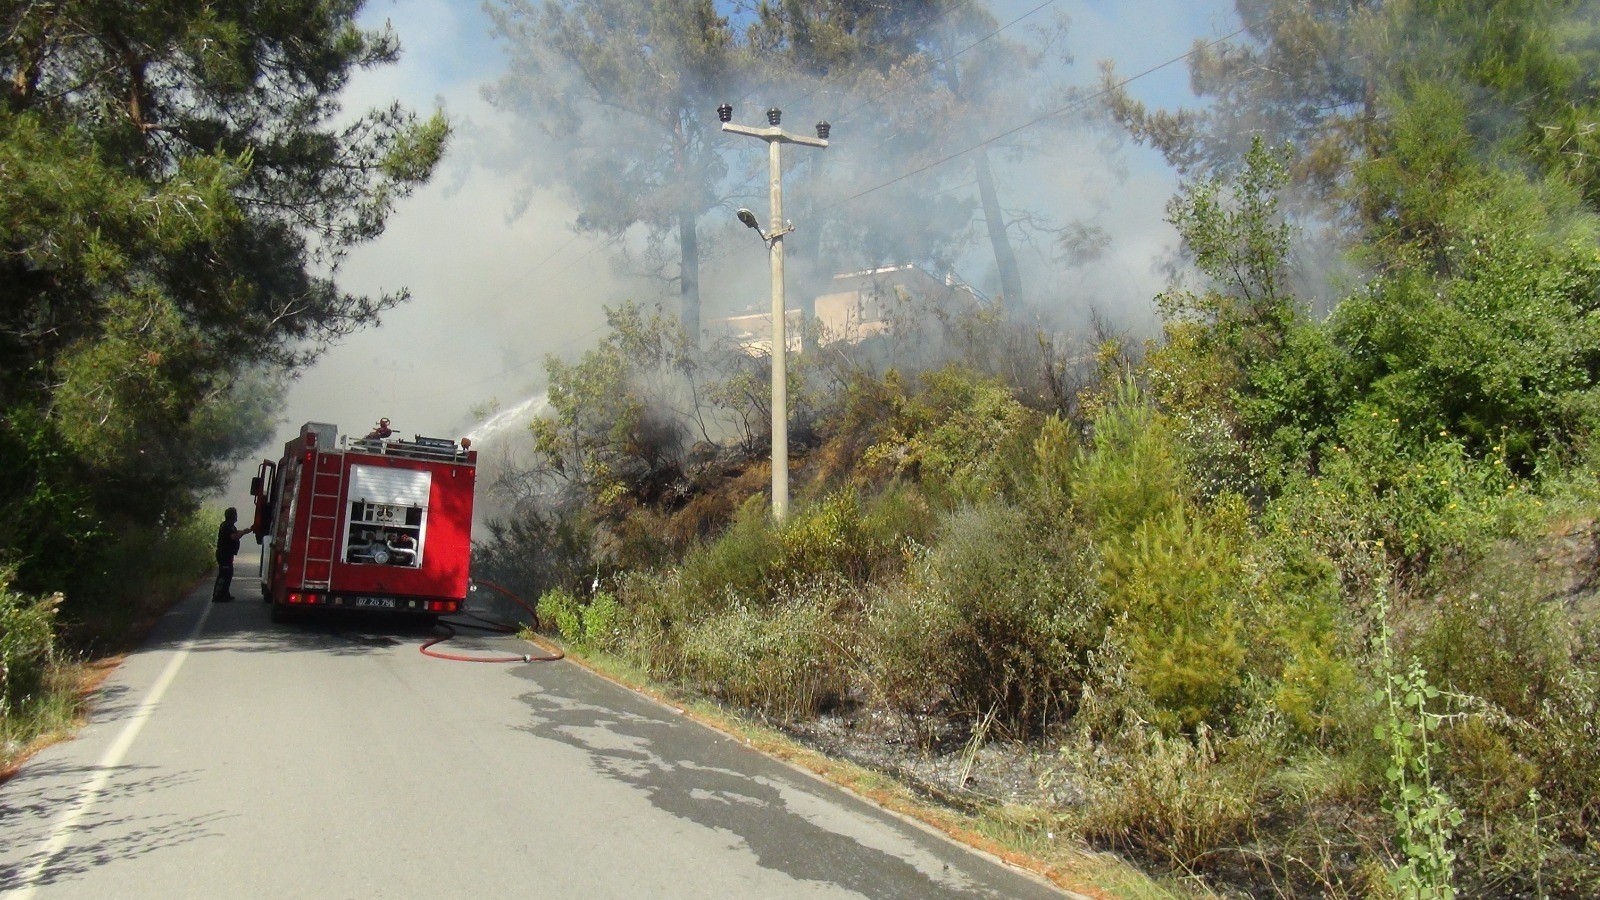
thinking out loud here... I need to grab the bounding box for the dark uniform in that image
[213,508,247,602]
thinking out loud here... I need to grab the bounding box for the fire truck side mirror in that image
[250,476,263,497]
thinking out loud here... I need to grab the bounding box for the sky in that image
[226,0,1240,497]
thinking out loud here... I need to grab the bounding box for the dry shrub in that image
[610,569,699,680]
[1407,570,1574,720]
[1400,548,1600,893]
[679,580,856,722]
[664,487,741,545]
[609,488,927,696]
[474,509,596,601]
[1074,721,1277,872]
[862,499,1103,736]
[860,580,962,717]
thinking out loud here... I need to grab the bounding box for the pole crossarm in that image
[721,122,830,148]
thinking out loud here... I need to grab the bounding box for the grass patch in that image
[0,658,91,779]
[1,509,212,777]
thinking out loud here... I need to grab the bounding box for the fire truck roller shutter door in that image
[346,465,430,567]
[348,466,431,506]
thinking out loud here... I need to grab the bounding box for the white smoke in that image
[223,0,1240,503]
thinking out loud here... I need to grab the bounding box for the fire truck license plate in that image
[354,596,395,609]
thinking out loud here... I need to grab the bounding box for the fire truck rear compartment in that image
[254,422,477,618]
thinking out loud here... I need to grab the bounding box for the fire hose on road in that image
[420,579,565,663]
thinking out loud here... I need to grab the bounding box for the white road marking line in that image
[8,596,215,898]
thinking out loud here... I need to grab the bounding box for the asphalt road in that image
[0,553,1066,898]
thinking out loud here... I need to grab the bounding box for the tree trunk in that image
[974,145,1022,312]
[679,212,701,344]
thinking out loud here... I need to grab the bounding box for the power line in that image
[400,230,589,358]
[834,0,1057,124]
[476,232,581,308]
[413,316,610,401]
[723,1,1026,210]
[457,238,607,340]
[740,0,1054,231]
[764,0,978,114]
[819,18,1257,214]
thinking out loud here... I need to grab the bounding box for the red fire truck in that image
[249,421,477,621]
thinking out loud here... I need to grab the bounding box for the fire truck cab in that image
[250,421,477,621]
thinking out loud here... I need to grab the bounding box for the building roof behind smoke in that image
[714,264,985,356]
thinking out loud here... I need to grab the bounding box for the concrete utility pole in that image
[719,104,828,523]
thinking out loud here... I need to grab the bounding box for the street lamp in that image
[735,207,765,239]
[720,103,829,523]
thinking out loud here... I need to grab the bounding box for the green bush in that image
[1100,503,1251,733]
[1264,419,1529,577]
[1335,150,1600,473]
[536,587,618,652]
[538,587,583,644]
[1067,379,1188,543]
[83,514,212,600]
[676,489,922,609]
[1059,383,1254,731]
[581,591,619,650]
[674,496,785,605]
[1,567,60,720]
[861,366,1040,507]
[4,503,214,652]
[779,488,926,587]
[1251,521,1361,741]
[1266,621,1362,743]
[531,303,697,507]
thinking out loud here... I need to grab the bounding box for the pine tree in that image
[0,0,447,594]
[485,0,737,341]
[753,0,1073,314]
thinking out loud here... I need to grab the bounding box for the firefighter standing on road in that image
[213,507,252,603]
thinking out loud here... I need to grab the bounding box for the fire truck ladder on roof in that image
[300,455,344,590]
